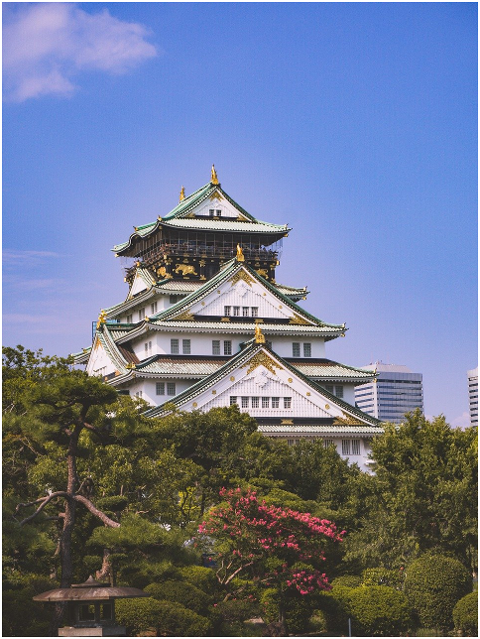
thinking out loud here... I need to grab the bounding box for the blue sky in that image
[3,2,477,426]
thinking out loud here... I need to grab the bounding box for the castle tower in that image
[74,168,381,472]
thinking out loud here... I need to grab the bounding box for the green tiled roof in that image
[259,424,383,436]
[113,181,289,253]
[144,341,380,427]
[149,258,341,331]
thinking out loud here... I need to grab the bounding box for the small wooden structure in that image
[33,576,148,636]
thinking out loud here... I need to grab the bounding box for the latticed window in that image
[171,339,179,354]
[251,307,258,317]
[324,384,334,394]
[167,382,176,396]
[303,343,312,357]
[212,340,220,355]
[335,385,344,398]
[262,397,270,408]
[292,343,300,357]
[241,397,249,408]
[233,306,240,316]
[151,302,158,314]
[323,439,335,449]
[156,382,165,395]
[182,339,191,354]
[224,306,231,316]
[230,396,237,405]
[272,397,280,408]
[342,440,351,456]
[351,439,361,455]
[251,397,259,408]
[138,308,145,320]
[283,397,292,409]
[224,341,232,355]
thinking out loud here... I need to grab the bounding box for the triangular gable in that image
[127,268,155,300]
[155,260,337,329]
[145,343,379,427]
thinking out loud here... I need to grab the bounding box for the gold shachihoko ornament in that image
[211,164,219,185]
[236,244,245,262]
[255,323,266,344]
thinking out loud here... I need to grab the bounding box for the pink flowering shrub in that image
[198,487,345,597]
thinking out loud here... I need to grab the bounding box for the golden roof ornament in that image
[211,164,219,185]
[236,244,245,262]
[96,310,107,329]
[179,186,185,202]
[254,323,266,344]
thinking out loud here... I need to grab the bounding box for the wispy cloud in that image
[3,249,64,265]
[451,411,471,430]
[3,3,158,102]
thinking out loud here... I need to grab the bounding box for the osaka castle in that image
[74,166,381,471]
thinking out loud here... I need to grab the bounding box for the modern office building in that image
[467,366,478,426]
[73,167,382,471]
[354,362,424,424]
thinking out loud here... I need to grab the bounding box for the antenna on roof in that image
[211,164,219,185]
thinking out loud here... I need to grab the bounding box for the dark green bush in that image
[404,554,472,631]
[453,591,478,636]
[347,585,412,636]
[144,579,212,615]
[2,573,54,637]
[331,574,362,589]
[211,598,260,636]
[362,567,403,589]
[179,565,218,592]
[115,597,211,636]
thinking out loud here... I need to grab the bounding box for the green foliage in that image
[145,579,212,615]
[179,565,218,593]
[453,591,478,636]
[331,574,362,588]
[211,598,260,636]
[404,553,472,631]
[2,572,54,637]
[116,597,211,636]
[362,566,404,588]
[346,585,412,636]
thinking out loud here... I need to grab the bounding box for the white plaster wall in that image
[270,336,326,358]
[195,197,238,219]
[86,341,117,377]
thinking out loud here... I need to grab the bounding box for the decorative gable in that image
[127,269,152,300]
[190,189,249,221]
[86,336,116,377]
[147,344,376,427]
[175,266,315,323]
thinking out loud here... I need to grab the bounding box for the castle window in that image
[303,343,312,357]
[230,396,237,405]
[224,306,231,316]
[212,340,220,355]
[242,307,249,317]
[156,382,165,395]
[283,397,292,409]
[272,397,280,408]
[251,307,258,317]
[262,397,270,408]
[182,339,191,355]
[169,295,179,304]
[241,397,249,408]
[224,341,232,356]
[126,314,132,323]
[167,382,176,396]
[233,306,240,316]
[351,439,361,455]
[292,343,300,357]
[171,339,179,354]
[335,385,344,398]
[209,209,215,217]
[216,209,222,216]
[135,391,143,399]
[323,439,335,449]
[144,341,152,357]
[342,440,351,456]
[251,397,259,408]
[325,384,334,394]
[151,302,157,314]
[138,308,145,321]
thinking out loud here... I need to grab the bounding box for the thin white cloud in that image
[3,3,157,102]
[451,411,471,430]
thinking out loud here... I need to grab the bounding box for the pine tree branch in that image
[16,491,71,525]
[73,495,120,528]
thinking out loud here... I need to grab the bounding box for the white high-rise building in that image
[354,362,424,424]
[467,367,478,426]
